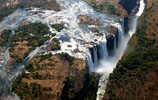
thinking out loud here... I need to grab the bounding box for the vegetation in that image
[105,3,158,99]
[83,74,98,100]
[32,72,42,80]
[0,0,60,22]
[12,48,97,100]
[15,23,50,36]
[29,1,60,11]
[12,63,54,100]
[61,73,98,100]
[9,22,51,63]
[12,52,76,100]
[60,77,75,100]
[87,2,120,16]
[0,29,11,47]
[26,63,35,72]
[59,53,74,65]
[12,80,53,100]
[0,6,15,22]
[39,53,52,61]
[51,38,61,51]
[51,24,64,32]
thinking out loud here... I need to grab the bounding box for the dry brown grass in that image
[145,0,158,46]
[19,54,86,100]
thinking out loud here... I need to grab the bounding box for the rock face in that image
[105,25,118,36]
[119,0,139,14]
[105,25,119,55]
[77,15,101,25]
[78,15,92,24]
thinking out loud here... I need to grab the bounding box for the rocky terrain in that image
[0,21,98,100]
[0,0,101,99]
[0,0,157,100]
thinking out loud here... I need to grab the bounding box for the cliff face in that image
[103,0,158,100]
[84,0,141,36]
[119,0,138,14]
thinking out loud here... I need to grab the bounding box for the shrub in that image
[39,53,52,61]
[51,44,61,51]
[26,63,35,72]
[16,58,23,63]
[0,29,11,47]
[59,53,74,65]
[51,24,64,32]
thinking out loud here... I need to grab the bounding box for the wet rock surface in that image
[78,15,101,26]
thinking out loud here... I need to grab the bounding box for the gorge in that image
[0,0,148,100]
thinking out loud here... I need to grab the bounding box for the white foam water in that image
[0,0,119,99]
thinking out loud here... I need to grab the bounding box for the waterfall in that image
[0,0,145,99]
[87,39,109,72]
[87,22,125,72]
[94,0,145,100]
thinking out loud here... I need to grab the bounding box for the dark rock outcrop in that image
[105,25,119,55]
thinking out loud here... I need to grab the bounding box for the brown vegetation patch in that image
[9,41,31,60]
[12,53,87,100]
[142,0,158,46]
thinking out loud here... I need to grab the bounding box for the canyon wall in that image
[103,0,158,100]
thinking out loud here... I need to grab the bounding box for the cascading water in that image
[96,0,145,100]
[0,0,145,100]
